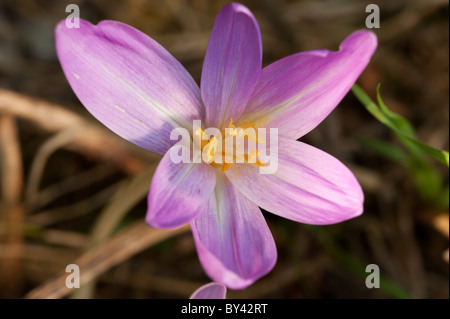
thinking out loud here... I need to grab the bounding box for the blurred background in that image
[0,0,448,298]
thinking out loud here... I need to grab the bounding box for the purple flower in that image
[56,3,377,289]
[190,282,227,299]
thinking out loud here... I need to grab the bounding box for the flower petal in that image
[225,136,364,225]
[241,30,377,139]
[55,19,203,155]
[146,148,216,229]
[201,3,262,129]
[190,282,227,299]
[191,174,277,289]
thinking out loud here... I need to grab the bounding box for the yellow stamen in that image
[204,136,218,162]
[242,121,256,129]
[221,162,232,172]
[198,119,266,172]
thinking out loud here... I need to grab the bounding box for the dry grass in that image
[0,0,448,298]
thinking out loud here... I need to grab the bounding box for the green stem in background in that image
[352,84,449,209]
[352,84,449,166]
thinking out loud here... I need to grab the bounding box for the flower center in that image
[195,119,266,172]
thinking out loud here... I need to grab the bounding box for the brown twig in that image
[71,165,157,299]
[0,243,79,264]
[32,165,115,210]
[27,181,122,227]
[0,114,23,203]
[0,224,87,249]
[0,88,158,175]
[25,126,85,207]
[0,114,24,297]
[25,221,190,299]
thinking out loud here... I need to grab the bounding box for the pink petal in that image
[225,137,364,225]
[241,30,377,139]
[146,148,216,229]
[201,3,262,129]
[191,174,277,289]
[190,282,227,299]
[55,19,203,155]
